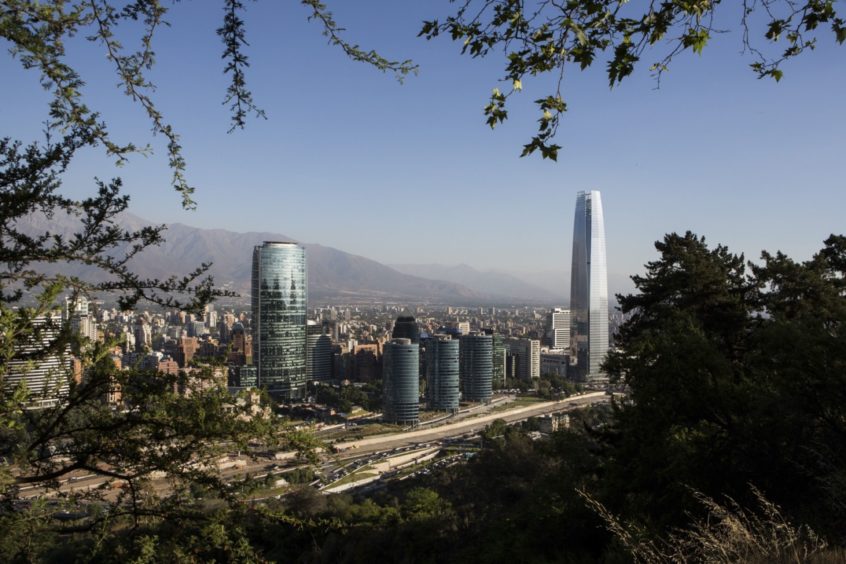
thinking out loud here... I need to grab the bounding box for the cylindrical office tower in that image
[391,314,419,343]
[251,241,307,400]
[382,338,420,425]
[460,333,493,403]
[426,335,459,412]
[306,320,332,382]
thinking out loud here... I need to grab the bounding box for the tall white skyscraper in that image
[570,190,609,382]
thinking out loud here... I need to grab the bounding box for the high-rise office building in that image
[352,343,380,382]
[490,332,506,389]
[570,190,609,382]
[504,338,541,381]
[251,242,307,399]
[228,322,252,365]
[546,308,570,350]
[460,333,493,403]
[382,338,419,425]
[425,335,459,412]
[306,320,332,382]
[391,314,419,343]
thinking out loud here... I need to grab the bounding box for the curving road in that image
[333,392,608,455]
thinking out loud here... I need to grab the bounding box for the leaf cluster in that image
[2,0,416,209]
[420,0,843,160]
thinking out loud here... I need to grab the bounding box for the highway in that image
[16,392,609,500]
[333,392,608,455]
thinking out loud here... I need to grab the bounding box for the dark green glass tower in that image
[251,242,307,400]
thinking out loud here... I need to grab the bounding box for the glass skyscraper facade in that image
[570,190,609,382]
[425,335,459,412]
[382,338,420,425]
[306,321,332,382]
[251,242,307,399]
[460,333,493,403]
[489,331,506,389]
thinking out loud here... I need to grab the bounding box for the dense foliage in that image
[603,232,846,540]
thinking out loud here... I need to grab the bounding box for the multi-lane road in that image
[332,392,608,456]
[17,392,610,500]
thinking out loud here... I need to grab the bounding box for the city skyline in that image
[2,3,843,280]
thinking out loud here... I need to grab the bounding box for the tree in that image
[602,232,846,540]
[420,1,844,160]
[0,2,411,558]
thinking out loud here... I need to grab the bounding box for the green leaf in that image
[682,28,710,55]
[766,19,786,41]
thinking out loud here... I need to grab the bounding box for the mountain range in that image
[17,213,563,304]
[390,263,563,303]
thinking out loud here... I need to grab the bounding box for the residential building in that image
[4,314,71,408]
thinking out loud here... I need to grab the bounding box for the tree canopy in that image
[603,232,846,539]
[423,0,844,160]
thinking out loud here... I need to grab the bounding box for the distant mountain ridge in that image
[391,264,635,306]
[16,213,557,304]
[390,263,561,303]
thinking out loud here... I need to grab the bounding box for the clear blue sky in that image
[3,1,844,288]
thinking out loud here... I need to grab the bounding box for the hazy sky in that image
[3,2,844,283]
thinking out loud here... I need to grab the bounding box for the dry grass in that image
[579,485,833,563]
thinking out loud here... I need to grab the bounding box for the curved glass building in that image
[570,190,609,382]
[425,335,459,412]
[251,242,307,399]
[382,338,420,425]
[460,333,493,403]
